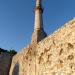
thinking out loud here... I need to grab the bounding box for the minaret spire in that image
[36,0,41,7]
[31,0,47,44]
[34,0,43,31]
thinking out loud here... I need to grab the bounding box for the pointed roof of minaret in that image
[35,0,43,13]
[36,0,41,7]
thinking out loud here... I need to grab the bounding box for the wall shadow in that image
[12,62,19,75]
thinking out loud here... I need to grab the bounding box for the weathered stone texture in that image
[31,29,47,44]
[0,53,12,75]
[36,18,75,75]
[10,18,75,75]
[9,44,36,75]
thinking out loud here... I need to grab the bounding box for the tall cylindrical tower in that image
[31,0,47,44]
[34,0,43,31]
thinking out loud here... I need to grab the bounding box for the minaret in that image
[31,0,47,44]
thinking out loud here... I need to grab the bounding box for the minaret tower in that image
[31,0,47,44]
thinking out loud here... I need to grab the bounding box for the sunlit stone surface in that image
[10,18,75,75]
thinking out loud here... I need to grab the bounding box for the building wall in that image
[9,19,75,75]
[36,19,75,75]
[0,53,12,75]
[9,45,36,75]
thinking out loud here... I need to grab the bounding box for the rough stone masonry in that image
[9,18,75,75]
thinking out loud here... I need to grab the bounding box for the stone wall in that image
[9,44,37,75]
[0,53,12,75]
[36,18,75,75]
[10,18,75,75]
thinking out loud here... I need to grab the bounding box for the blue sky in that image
[0,0,75,51]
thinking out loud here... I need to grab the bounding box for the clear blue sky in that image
[0,0,75,51]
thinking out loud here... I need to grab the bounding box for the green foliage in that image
[8,49,17,55]
[0,48,7,54]
[0,48,17,55]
